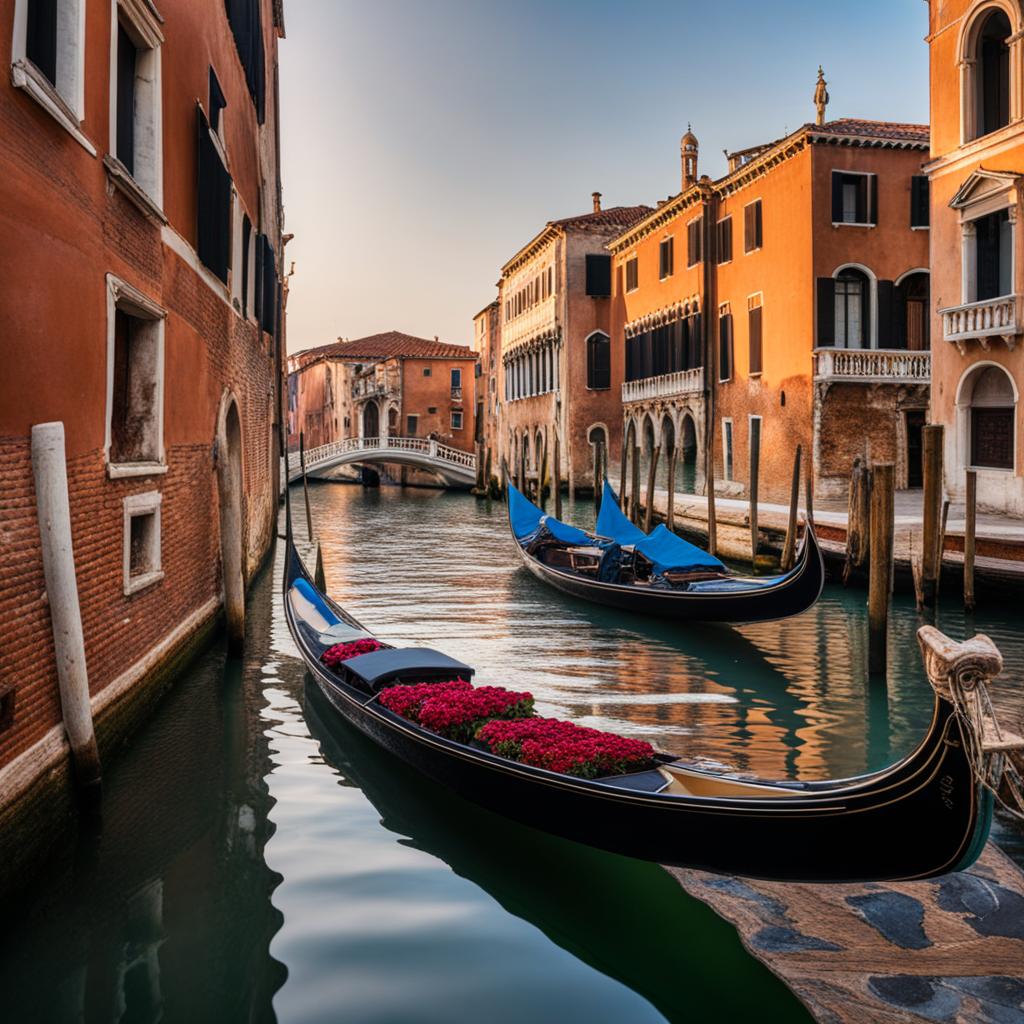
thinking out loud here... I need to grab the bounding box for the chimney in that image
[592,191,602,213]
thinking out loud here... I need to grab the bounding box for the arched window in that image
[975,9,1012,139]
[587,332,610,389]
[362,401,379,439]
[967,365,1015,469]
[896,272,930,350]
[835,268,870,348]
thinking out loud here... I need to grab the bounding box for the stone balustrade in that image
[622,367,704,403]
[813,348,931,383]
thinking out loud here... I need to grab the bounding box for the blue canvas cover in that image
[634,524,726,575]
[595,482,646,545]
[508,483,593,546]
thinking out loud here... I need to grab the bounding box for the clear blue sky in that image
[279,0,928,353]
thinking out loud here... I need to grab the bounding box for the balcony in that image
[622,367,704,403]
[940,294,1021,354]
[451,386,463,401]
[813,348,930,383]
[352,379,397,400]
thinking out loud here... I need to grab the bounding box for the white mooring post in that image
[31,422,102,792]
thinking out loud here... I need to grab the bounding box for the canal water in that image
[2,482,1022,1023]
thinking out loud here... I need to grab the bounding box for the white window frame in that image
[658,236,674,281]
[722,417,734,481]
[831,263,878,349]
[686,216,702,268]
[451,410,464,431]
[105,274,167,478]
[106,0,164,217]
[747,292,763,377]
[830,170,877,228]
[715,216,733,266]
[122,490,163,595]
[625,254,639,293]
[10,0,93,153]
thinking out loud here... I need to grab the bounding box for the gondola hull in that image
[284,540,991,883]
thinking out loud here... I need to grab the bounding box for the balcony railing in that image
[940,294,1022,350]
[813,348,931,383]
[622,367,704,404]
[451,386,463,401]
[351,379,397,400]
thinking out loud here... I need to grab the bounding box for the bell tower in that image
[681,124,698,190]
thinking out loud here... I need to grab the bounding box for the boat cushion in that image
[289,578,341,631]
[317,621,373,646]
[344,647,475,691]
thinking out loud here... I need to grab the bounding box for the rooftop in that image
[292,331,475,369]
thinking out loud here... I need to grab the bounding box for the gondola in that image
[282,513,999,882]
[505,480,824,623]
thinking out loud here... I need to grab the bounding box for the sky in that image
[278,0,929,355]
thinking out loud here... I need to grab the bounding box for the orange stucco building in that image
[0,0,286,819]
[609,97,931,504]
[927,0,1024,516]
[472,299,501,476]
[496,195,651,494]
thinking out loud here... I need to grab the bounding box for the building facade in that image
[927,0,1024,516]
[0,0,286,813]
[472,300,501,477]
[609,103,931,505]
[498,194,651,494]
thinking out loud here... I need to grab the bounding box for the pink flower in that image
[379,681,533,742]
[378,679,474,722]
[321,637,383,669]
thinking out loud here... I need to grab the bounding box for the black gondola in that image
[504,480,824,623]
[283,521,998,882]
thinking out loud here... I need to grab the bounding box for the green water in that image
[2,483,1021,1023]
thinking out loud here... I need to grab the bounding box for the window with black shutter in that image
[748,298,762,375]
[832,172,876,225]
[877,279,895,347]
[585,254,611,296]
[910,176,929,228]
[241,214,252,316]
[625,257,638,292]
[224,0,266,123]
[816,277,835,347]
[116,22,137,175]
[659,238,674,279]
[209,66,227,135]
[687,218,702,266]
[744,200,763,252]
[259,234,276,333]
[197,107,232,283]
[716,217,732,264]
[586,333,610,390]
[718,310,733,382]
[27,0,58,84]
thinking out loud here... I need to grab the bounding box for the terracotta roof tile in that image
[548,205,654,230]
[293,331,474,368]
[816,118,929,144]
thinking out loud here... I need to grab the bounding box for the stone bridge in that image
[284,436,477,488]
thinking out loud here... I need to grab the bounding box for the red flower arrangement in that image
[379,680,534,743]
[321,637,382,669]
[476,718,656,779]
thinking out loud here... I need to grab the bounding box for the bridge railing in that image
[284,436,476,478]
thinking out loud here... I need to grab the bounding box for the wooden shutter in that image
[687,219,702,265]
[744,204,760,252]
[260,234,277,333]
[585,254,611,296]
[225,0,266,123]
[877,280,895,348]
[748,306,763,374]
[816,278,835,347]
[197,108,232,283]
[717,219,732,263]
[831,174,843,223]
[241,215,252,315]
[755,200,763,248]
[719,314,733,381]
[209,66,227,134]
[911,176,929,228]
[116,23,137,174]
[869,174,878,226]
[26,0,57,85]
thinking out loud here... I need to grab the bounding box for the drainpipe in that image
[31,422,101,793]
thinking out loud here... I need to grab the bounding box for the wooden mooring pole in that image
[631,444,641,524]
[749,417,761,567]
[539,433,549,511]
[666,445,677,532]
[619,428,628,510]
[843,456,870,584]
[964,469,977,612]
[553,430,563,521]
[706,428,718,556]
[644,446,660,534]
[593,440,602,514]
[868,463,895,675]
[299,431,314,542]
[781,445,801,571]
[921,424,944,605]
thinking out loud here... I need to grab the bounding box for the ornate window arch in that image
[585,331,611,390]
[956,361,1017,470]
[832,263,877,348]
[959,2,1022,144]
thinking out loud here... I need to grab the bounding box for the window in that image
[659,238,674,280]
[910,176,929,229]
[831,172,877,226]
[625,257,638,292]
[197,107,231,283]
[974,208,1012,301]
[586,332,610,390]
[224,0,265,122]
[718,305,733,381]
[451,410,464,431]
[423,367,431,377]
[975,10,1011,140]
[106,275,165,474]
[209,65,227,137]
[716,218,733,264]
[451,368,462,389]
[744,200,763,252]
[834,269,869,348]
[687,218,702,266]
[241,214,252,316]
[406,415,418,436]
[122,491,163,595]
[748,295,763,375]
[586,254,611,296]
[257,234,277,332]
[723,419,734,481]
[967,365,1015,469]
[427,406,437,414]
[11,0,90,151]
[109,2,164,209]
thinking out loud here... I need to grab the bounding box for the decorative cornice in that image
[502,329,560,359]
[501,225,560,279]
[608,189,702,254]
[624,299,699,338]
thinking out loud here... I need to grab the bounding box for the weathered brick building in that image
[471,299,501,473]
[0,0,286,823]
[498,194,651,494]
[608,86,931,504]
[927,0,1024,516]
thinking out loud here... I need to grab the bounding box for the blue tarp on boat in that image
[508,484,593,546]
[595,482,646,545]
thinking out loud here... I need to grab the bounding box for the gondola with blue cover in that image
[506,480,824,623]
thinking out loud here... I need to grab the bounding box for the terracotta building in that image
[926,0,1024,516]
[471,299,501,472]
[498,194,651,494]
[0,0,286,828]
[287,331,478,482]
[608,86,931,505]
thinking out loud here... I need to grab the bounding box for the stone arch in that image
[216,390,245,655]
[958,1,1020,142]
[956,361,1017,471]
[832,262,878,349]
[362,400,380,439]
